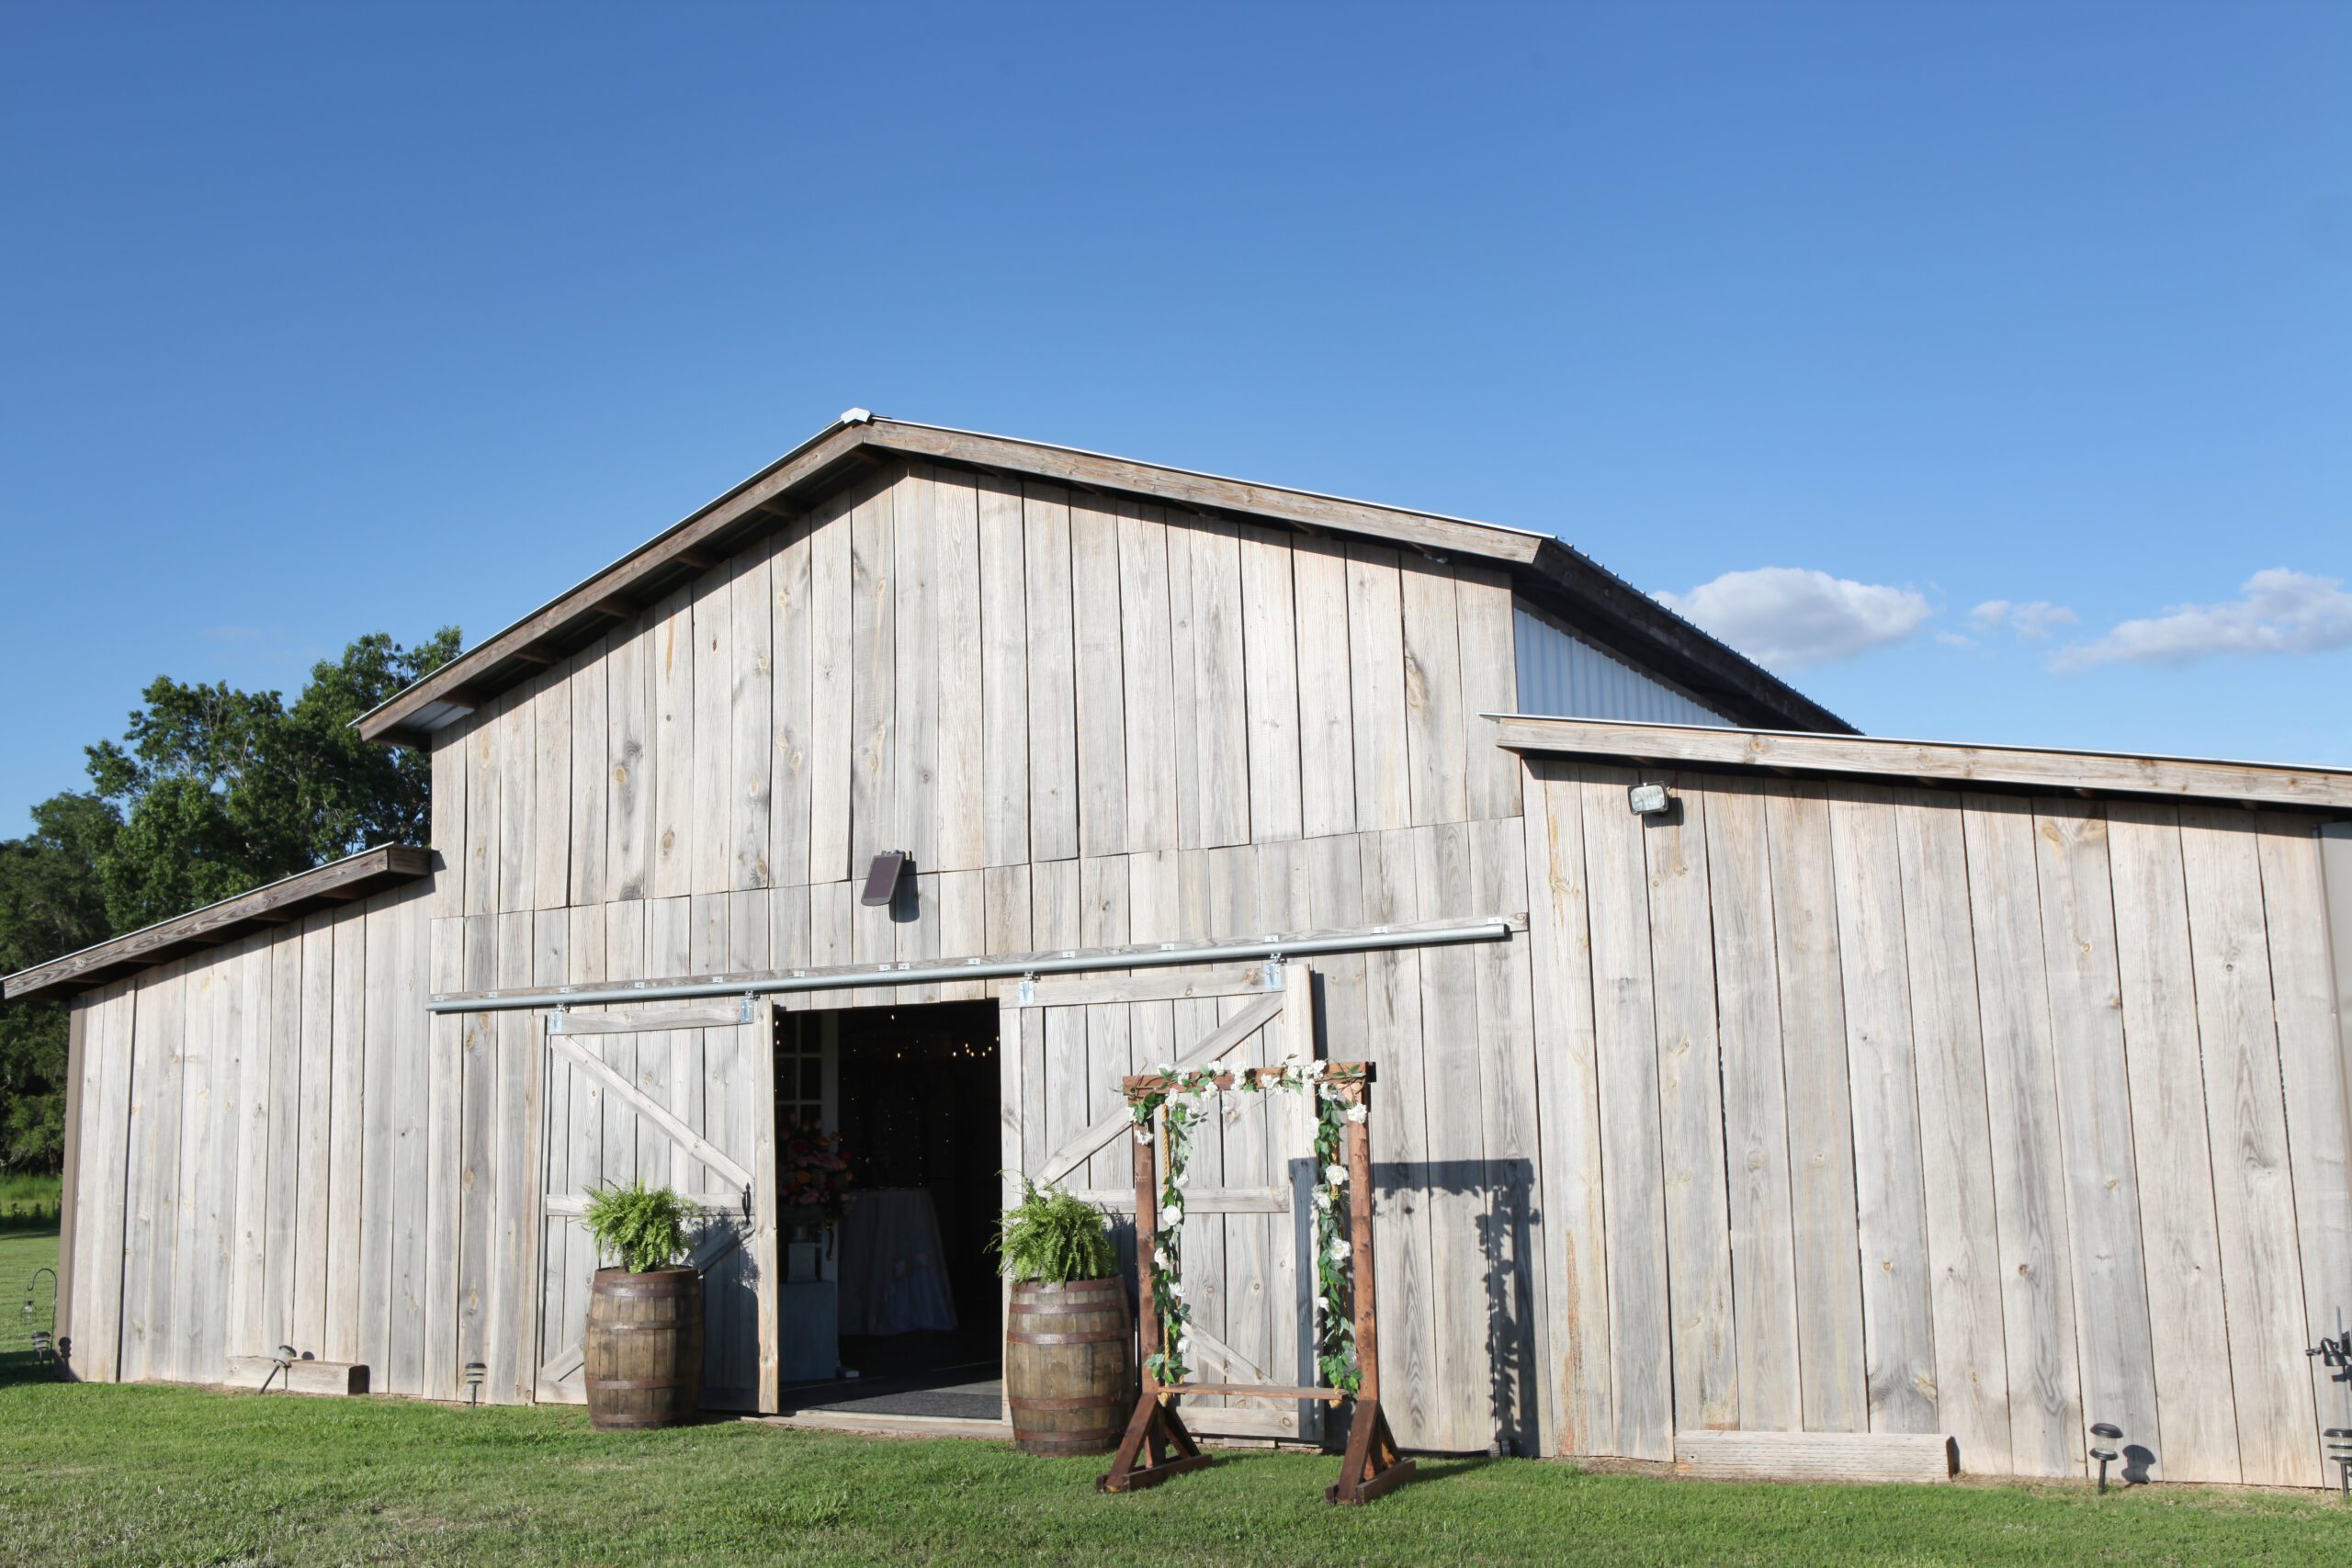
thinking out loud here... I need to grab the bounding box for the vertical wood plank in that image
[387,896,428,1394]
[1455,567,1521,821]
[604,611,655,902]
[1894,792,2013,1472]
[1959,794,2084,1477]
[693,566,737,893]
[325,914,368,1366]
[893,465,940,869]
[1238,523,1303,842]
[1115,500,1178,853]
[359,911,400,1376]
[463,706,498,918]
[978,473,1030,867]
[1578,767,1673,1459]
[1704,779,1802,1435]
[228,935,276,1371]
[566,639,609,907]
[1826,788,1938,1435]
[424,914,464,1400]
[487,910,538,1401]
[1400,563,1467,828]
[2032,802,2162,1473]
[496,685,537,912]
[1023,481,1079,863]
[1070,491,1128,857]
[2179,809,2322,1487]
[73,988,132,1381]
[1471,816,1546,1455]
[771,519,815,895]
[1188,520,1250,848]
[292,918,334,1358]
[1644,779,1737,1431]
[650,587,697,898]
[1303,836,1368,1062]
[933,467,985,872]
[1165,513,1203,851]
[2261,820,2352,1470]
[2106,802,2237,1481]
[1521,761,1611,1454]
[1358,829,1441,1449]
[1412,824,1490,1450]
[808,491,855,884]
[731,547,775,888]
[456,914,497,1386]
[125,964,186,1382]
[531,671,571,910]
[1345,545,1410,833]
[432,729,467,919]
[1291,536,1357,840]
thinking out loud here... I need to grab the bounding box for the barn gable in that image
[357,413,1846,747]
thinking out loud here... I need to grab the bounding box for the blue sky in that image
[3,2,2346,834]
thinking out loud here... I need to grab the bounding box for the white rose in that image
[1312,1187,1333,1209]
[1328,1237,1351,1263]
[1325,1162,1348,1187]
[1344,1104,1368,1123]
[1162,1203,1182,1226]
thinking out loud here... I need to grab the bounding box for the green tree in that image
[0,794,119,1168]
[84,628,459,931]
[0,627,458,1170]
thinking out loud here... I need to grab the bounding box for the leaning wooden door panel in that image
[533,1004,777,1414]
[1004,964,1321,1443]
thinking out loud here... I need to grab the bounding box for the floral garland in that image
[1127,1057,1368,1398]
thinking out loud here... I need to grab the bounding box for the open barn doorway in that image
[773,1000,1001,1424]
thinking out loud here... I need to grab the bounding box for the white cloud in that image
[1969,599,2078,640]
[2053,569,2352,672]
[1656,567,1933,671]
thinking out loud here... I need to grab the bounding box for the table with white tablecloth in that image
[835,1187,959,1336]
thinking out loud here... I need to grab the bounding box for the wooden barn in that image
[12,412,2352,1486]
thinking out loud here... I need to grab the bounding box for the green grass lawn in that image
[1,1228,2346,1568]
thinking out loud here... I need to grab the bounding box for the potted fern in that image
[580,1180,704,1430]
[993,1179,1133,1456]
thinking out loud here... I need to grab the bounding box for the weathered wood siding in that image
[427,460,1524,928]
[62,886,468,1395]
[1521,759,2350,1484]
[62,457,1542,1445]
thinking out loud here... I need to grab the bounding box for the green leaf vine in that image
[1127,1058,1367,1398]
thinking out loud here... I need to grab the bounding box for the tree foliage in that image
[0,628,458,1170]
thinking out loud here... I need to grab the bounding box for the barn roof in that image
[1491,714,2352,812]
[1,845,432,1003]
[355,412,1852,746]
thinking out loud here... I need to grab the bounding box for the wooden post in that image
[1099,1089,1209,1493]
[1329,1065,1415,1505]
[1347,1111,1378,1406]
[1132,1108,1161,1392]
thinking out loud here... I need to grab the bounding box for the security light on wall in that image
[862,851,911,907]
[1628,783,1672,817]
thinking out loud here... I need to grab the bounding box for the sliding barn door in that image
[1002,962,1322,1441]
[534,1000,779,1413]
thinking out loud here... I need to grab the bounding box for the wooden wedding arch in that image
[1099,1060,1416,1506]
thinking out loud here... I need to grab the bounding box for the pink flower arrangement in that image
[780,1118,853,1225]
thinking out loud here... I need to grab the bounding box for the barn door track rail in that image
[426,914,1522,1015]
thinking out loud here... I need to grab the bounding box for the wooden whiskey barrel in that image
[1004,1277,1136,1456]
[583,1267,704,1430]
